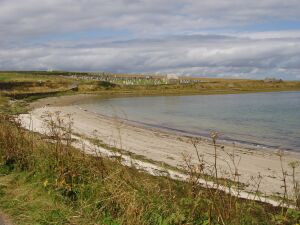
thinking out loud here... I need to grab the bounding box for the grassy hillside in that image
[0,72,74,100]
[78,79,300,96]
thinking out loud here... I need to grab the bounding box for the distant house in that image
[166,74,178,79]
[165,74,179,84]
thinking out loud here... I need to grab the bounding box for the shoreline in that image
[20,94,300,197]
[98,114,290,153]
[28,89,300,108]
[77,106,291,155]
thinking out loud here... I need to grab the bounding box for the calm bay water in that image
[78,92,300,151]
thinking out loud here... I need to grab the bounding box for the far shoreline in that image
[78,106,286,153]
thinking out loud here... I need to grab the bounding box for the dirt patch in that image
[0,212,13,225]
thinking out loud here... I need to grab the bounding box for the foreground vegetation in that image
[1,71,300,224]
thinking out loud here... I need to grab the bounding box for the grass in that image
[0,71,72,82]
[76,79,300,98]
[0,72,74,100]
[0,96,26,114]
[0,173,74,225]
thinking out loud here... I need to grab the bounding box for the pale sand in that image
[20,95,300,199]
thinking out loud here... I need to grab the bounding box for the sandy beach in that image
[20,94,300,199]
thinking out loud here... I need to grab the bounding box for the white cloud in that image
[1,0,300,42]
[1,34,300,79]
[237,31,300,39]
[1,0,300,79]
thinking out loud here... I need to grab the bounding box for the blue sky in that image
[1,0,300,80]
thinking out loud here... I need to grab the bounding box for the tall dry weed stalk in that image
[276,150,289,208]
[210,131,219,184]
[183,135,228,224]
[0,114,34,170]
[41,111,84,200]
[289,161,300,209]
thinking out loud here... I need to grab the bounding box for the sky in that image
[1,0,300,79]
